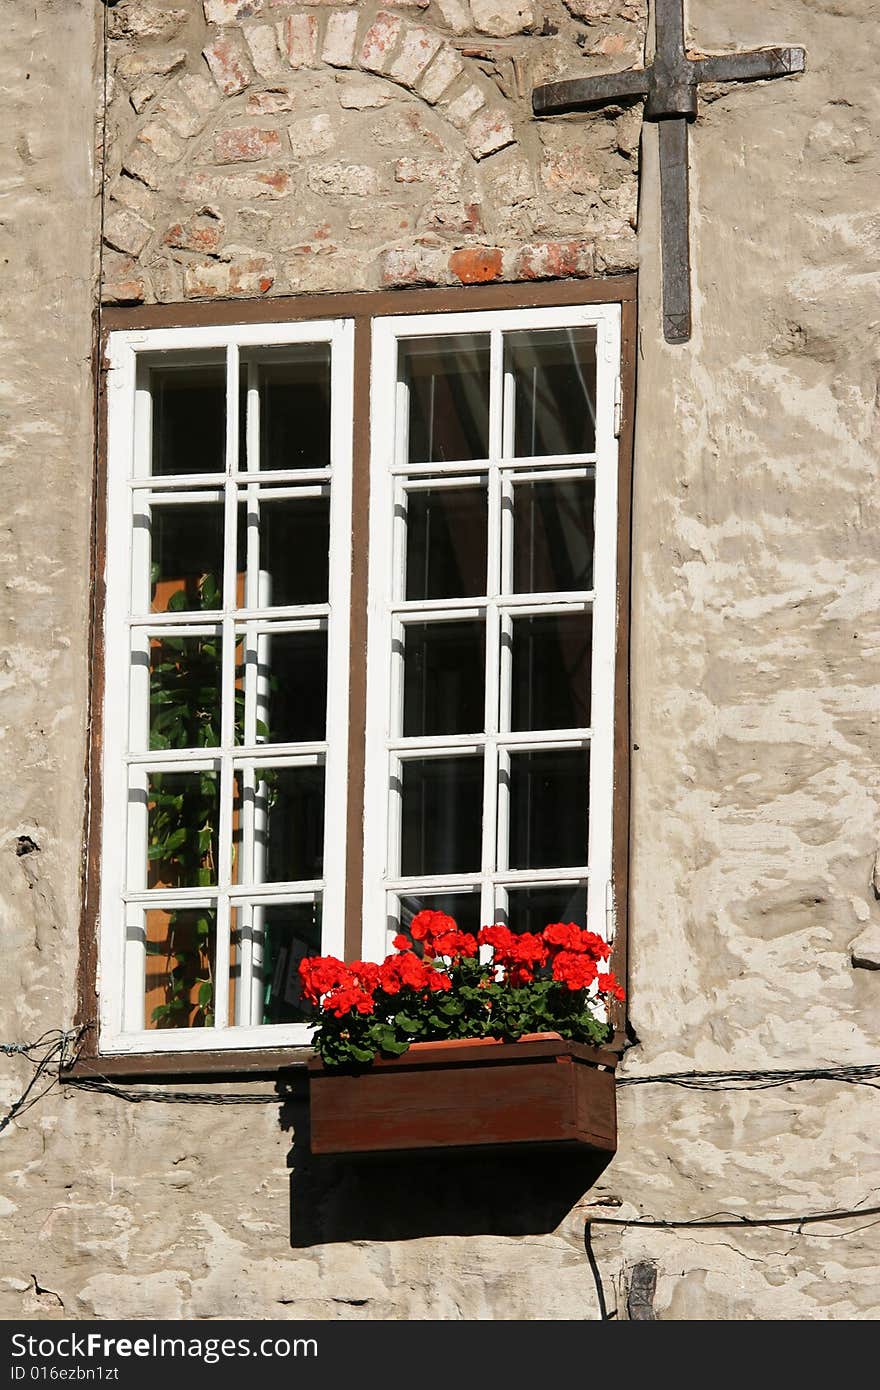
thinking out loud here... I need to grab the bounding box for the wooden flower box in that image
[306,1034,617,1157]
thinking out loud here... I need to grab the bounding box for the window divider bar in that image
[213,341,241,1034]
[493,868,590,887]
[129,604,331,628]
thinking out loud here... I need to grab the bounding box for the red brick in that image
[277,15,318,69]
[449,247,503,284]
[163,211,224,254]
[513,240,595,280]
[184,253,275,298]
[101,253,147,305]
[203,35,253,94]
[380,245,448,287]
[360,12,403,74]
[212,126,284,163]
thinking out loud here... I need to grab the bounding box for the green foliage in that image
[307,953,613,1068]
[147,571,228,1029]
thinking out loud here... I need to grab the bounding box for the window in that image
[92,287,629,1060]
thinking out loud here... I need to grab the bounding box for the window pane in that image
[504,327,596,457]
[143,907,217,1029]
[150,363,225,477]
[512,479,595,593]
[145,634,222,752]
[405,485,487,600]
[229,901,321,1026]
[148,501,224,613]
[508,748,589,870]
[402,620,485,737]
[400,755,483,876]
[236,628,327,745]
[400,335,491,463]
[503,885,587,934]
[238,495,330,607]
[143,771,221,889]
[510,612,592,731]
[396,892,482,938]
[249,348,331,471]
[234,765,325,884]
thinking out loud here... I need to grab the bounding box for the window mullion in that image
[213,342,240,1032]
[479,328,504,928]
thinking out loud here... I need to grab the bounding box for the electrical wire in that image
[617,1062,880,1091]
[0,1030,82,1135]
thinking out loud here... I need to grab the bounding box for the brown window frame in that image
[72,275,636,1080]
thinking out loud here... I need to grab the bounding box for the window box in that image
[306,1032,617,1156]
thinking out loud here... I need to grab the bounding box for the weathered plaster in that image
[0,0,878,1321]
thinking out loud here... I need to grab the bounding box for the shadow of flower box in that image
[306,1033,617,1157]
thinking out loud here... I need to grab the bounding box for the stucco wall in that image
[1,0,878,1320]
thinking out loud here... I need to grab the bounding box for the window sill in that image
[63,1044,314,1081]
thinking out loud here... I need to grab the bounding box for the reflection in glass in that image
[146,634,221,751]
[237,628,327,745]
[230,901,322,1026]
[149,502,224,613]
[400,335,491,463]
[503,884,587,935]
[512,479,595,593]
[144,907,217,1029]
[405,486,487,600]
[247,348,332,471]
[403,620,485,737]
[508,748,589,870]
[150,363,225,477]
[238,495,330,607]
[400,755,483,877]
[397,892,481,937]
[510,612,591,731]
[234,764,325,885]
[145,770,220,889]
[504,327,596,457]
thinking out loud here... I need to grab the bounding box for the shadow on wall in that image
[276,1073,612,1246]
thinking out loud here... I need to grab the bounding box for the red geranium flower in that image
[552,951,599,991]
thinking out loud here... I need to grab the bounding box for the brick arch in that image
[103,8,520,300]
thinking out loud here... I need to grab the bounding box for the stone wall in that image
[100,0,641,302]
[1,0,879,1321]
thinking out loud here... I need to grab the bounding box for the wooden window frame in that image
[73,275,636,1079]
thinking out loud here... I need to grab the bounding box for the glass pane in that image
[510,612,591,731]
[400,754,483,877]
[144,633,222,752]
[512,479,595,593]
[505,327,596,457]
[233,765,325,884]
[396,892,481,939]
[237,628,327,745]
[150,362,225,477]
[250,348,332,471]
[503,884,587,934]
[508,748,589,870]
[402,620,485,737]
[144,907,217,1029]
[400,335,490,463]
[238,495,330,607]
[144,770,220,889]
[405,485,487,600]
[148,501,224,613]
[229,901,321,1026]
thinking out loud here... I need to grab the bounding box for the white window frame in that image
[99,320,354,1054]
[362,303,621,962]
